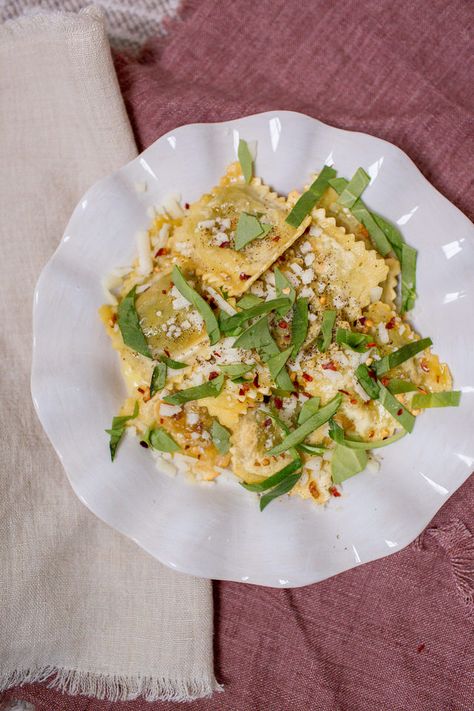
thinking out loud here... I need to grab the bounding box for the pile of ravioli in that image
[100,152,457,510]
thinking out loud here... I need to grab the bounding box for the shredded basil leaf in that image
[259,472,302,511]
[150,363,166,397]
[372,213,404,262]
[298,443,325,455]
[238,138,253,183]
[411,391,461,409]
[331,444,368,484]
[211,419,231,454]
[220,297,290,333]
[328,177,348,193]
[234,212,271,251]
[355,364,380,399]
[401,243,417,313]
[274,267,296,316]
[171,266,220,345]
[266,407,324,456]
[337,167,370,208]
[236,294,263,309]
[335,328,370,353]
[375,337,432,376]
[163,373,224,405]
[233,315,294,391]
[149,427,180,453]
[160,355,187,369]
[241,457,302,493]
[329,419,406,449]
[286,165,337,228]
[267,394,342,456]
[351,200,392,256]
[387,378,418,394]
[378,381,416,432]
[316,310,337,352]
[117,287,151,358]
[105,401,139,461]
[267,346,293,382]
[291,298,309,358]
[218,363,254,380]
[298,397,320,424]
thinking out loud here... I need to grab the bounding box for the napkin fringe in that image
[0,667,223,702]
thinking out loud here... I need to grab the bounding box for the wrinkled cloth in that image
[2,0,473,709]
[0,6,216,704]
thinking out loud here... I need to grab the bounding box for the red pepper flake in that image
[420,359,430,373]
[278,320,288,329]
[184,202,190,209]
[338,389,350,396]
[162,289,167,295]
[160,418,164,424]
[322,361,338,371]
[219,241,230,248]
[164,348,170,357]
[366,342,377,348]
[302,373,313,382]
[274,397,283,410]
[272,236,280,242]
[263,418,272,427]
[155,247,168,257]
[359,317,366,325]
[417,643,425,653]
[386,317,396,330]
[368,369,378,381]
[208,371,219,380]
[329,485,341,497]
[284,334,291,340]
[137,387,145,394]
[350,398,358,405]
[213,351,221,357]
[397,408,403,416]
[139,440,149,448]
[381,376,390,386]
[253,373,260,387]
[239,273,250,281]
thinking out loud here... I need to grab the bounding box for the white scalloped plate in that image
[31,111,474,587]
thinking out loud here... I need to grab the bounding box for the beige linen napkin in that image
[0,7,218,702]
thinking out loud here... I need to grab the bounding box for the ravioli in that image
[169,162,310,296]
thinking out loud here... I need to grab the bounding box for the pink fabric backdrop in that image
[3,0,473,709]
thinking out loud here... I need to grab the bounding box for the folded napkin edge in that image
[0,665,223,702]
[0,5,104,42]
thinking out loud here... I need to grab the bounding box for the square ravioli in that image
[169,162,310,296]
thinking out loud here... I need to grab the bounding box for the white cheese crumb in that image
[398,324,406,335]
[135,283,151,294]
[377,322,390,344]
[300,240,312,254]
[333,295,345,309]
[190,432,200,440]
[152,222,170,251]
[301,268,314,285]
[305,457,322,473]
[170,285,191,311]
[181,319,192,330]
[186,412,199,426]
[160,403,182,417]
[162,193,184,219]
[136,231,153,276]
[197,219,216,230]
[370,286,383,303]
[205,286,237,316]
[308,312,317,322]
[317,282,326,294]
[290,262,304,276]
[353,380,371,402]
[304,253,315,266]
[174,241,192,257]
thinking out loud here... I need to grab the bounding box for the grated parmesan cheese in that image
[160,403,182,417]
[136,231,152,276]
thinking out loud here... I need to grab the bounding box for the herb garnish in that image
[150,363,166,397]
[297,397,320,424]
[274,267,296,315]
[329,419,406,449]
[411,391,461,409]
[401,244,417,313]
[218,363,254,380]
[220,297,290,333]
[105,401,139,461]
[163,373,224,405]
[267,394,342,456]
[337,167,370,208]
[238,138,253,183]
[267,346,293,382]
[211,419,231,454]
[241,457,302,493]
[355,364,380,400]
[149,427,180,453]
[316,310,337,352]
[233,316,294,390]
[375,337,432,376]
[160,355,187,369]
[386,378,418,394]
[331,444,368,484]
[234,212,272,251]
[171,265,220,345]
[335,328,370,353]
[117,286,151,358]
[291,298,309,357]
[286,165,337,228]
[378,381,415,432]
